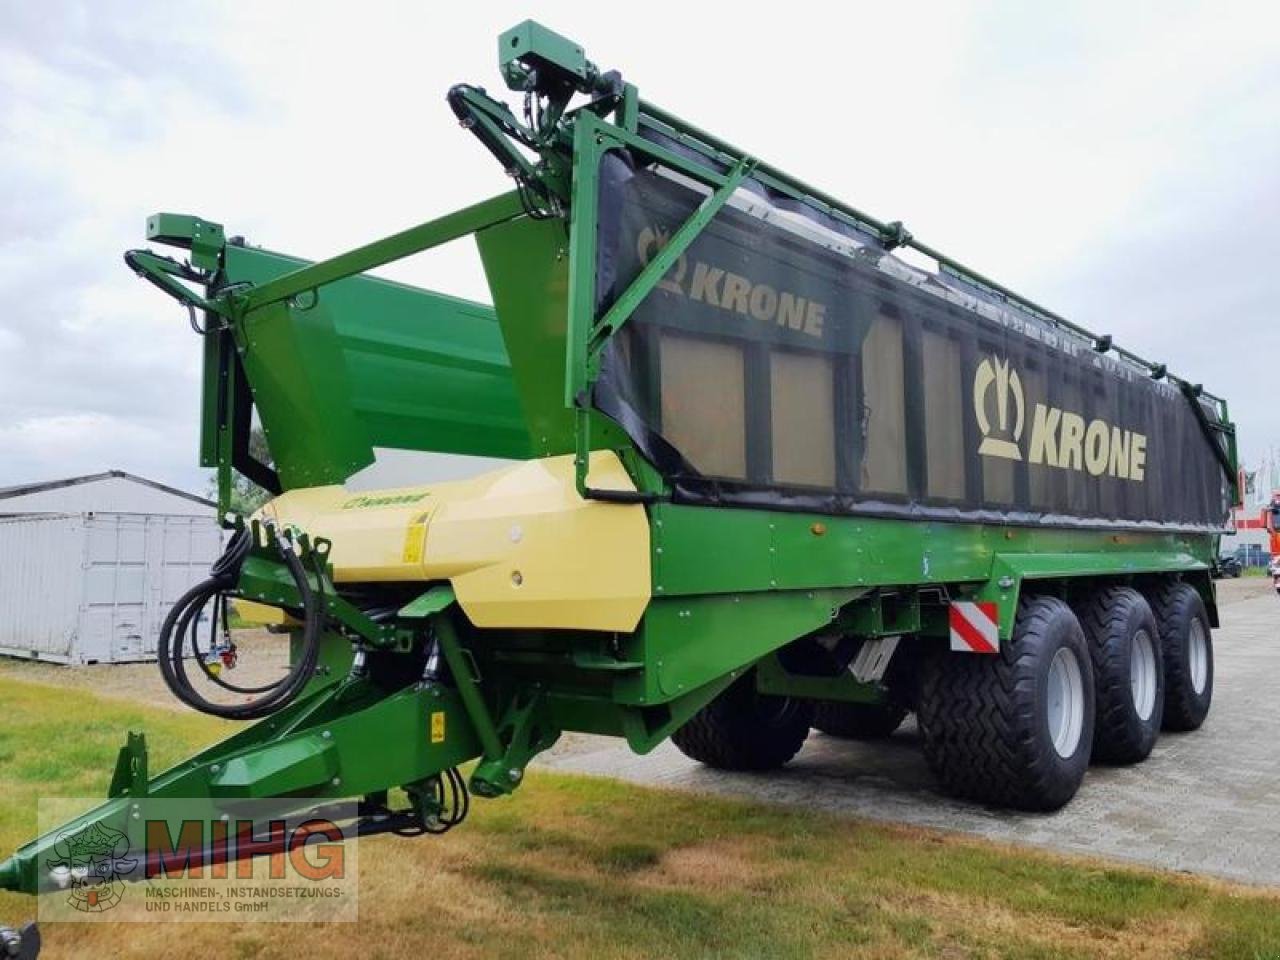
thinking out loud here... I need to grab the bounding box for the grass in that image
[3,674,1280,959]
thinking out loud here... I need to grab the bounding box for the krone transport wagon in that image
[0,22,1238,955]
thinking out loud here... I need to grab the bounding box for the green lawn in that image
[2,673,1279,959]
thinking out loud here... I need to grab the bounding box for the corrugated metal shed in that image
[0,470,214,517]
[0,471,223,664]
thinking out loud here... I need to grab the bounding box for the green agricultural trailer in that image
[0,21,1238,954]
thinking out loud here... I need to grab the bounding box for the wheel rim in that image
[1188,619,1209,695]
[1130,628,1157,721]
[1047,647,1085,758]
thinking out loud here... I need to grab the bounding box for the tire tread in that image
[918,595,1092,811]
[1074,586,1162,763]
[1147,580,1213,731]
[671,675,812,770]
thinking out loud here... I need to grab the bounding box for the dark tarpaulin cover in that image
[592,148,1231,533]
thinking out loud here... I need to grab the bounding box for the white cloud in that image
[1,0,1277,493]
[0,413,180,485]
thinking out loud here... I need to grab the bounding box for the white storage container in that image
[0,513,223,664]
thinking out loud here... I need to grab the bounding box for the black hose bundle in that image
[421,767,470,834]
[157,527,324,720]
[375,768,470,837]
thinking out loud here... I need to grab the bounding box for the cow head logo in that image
[974,356,1024,461]
[46,822,136,913]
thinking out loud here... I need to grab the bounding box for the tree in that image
[207,426,274,515]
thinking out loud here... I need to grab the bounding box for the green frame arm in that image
[240,192,525,315]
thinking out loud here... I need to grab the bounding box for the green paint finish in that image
[236,298,373,487]
[107,732,149,799]
[499,20,589,85]
[564,110,604,409]
[210,733,337,798]
[619,590,863,705]
[475,214,626,455]
[652,502,1214,602]
[399,584,458,619]
[992,549,1207,581]
[146,212,225,270]
[844,590,922,638]
[586,156,755,374]
[241,193,522,313]
[470,691,560,797]
[0,679,482,895]
[220,241,531,469]
[435,616,505,765]
[981,549,1218,636]
[755,653,886,705]
[651,505,775,595]
[198,324,226,469]
[292,629,353,694]
[619,673,739,753]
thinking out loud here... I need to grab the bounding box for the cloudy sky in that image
[1,1,1277,496]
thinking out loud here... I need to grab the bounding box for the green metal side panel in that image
[607,590,862,707]
[978,548,1215,634]
[650,502,1216,606]
[475,216,626,456]
[221,244,532,479]
[236,298,373,487]
[991,550,1208,581]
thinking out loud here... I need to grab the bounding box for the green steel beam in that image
[124,249,217,313]
[0,678,483,896]
[755,653,887,705]
[146,212,226,271]
[241,192,524,313]
[586,155,754,372]
[564,110,604,409]
[433,615,504,764]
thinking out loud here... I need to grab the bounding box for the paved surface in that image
[541,582,1280,887]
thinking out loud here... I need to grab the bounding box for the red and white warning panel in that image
[949,601,999,653]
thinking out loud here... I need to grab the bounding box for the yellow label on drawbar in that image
[402,512,430,565]
[430,711,446,744]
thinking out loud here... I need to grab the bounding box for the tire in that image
[812,701,908,740]
[1147,581,1214,731]
[671,673,813,770]
[918,595,1094,811]
[1075,587,1163,764]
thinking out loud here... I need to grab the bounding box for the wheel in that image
[918,595,1094,811]
[1147,581,1213,731]
[1075,586,1163,763]
[812,700,908,739]
[671,673,813,770]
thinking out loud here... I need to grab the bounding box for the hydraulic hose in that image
[157,528,324,720]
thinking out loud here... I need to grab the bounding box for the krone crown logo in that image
[974,356,1024,461]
